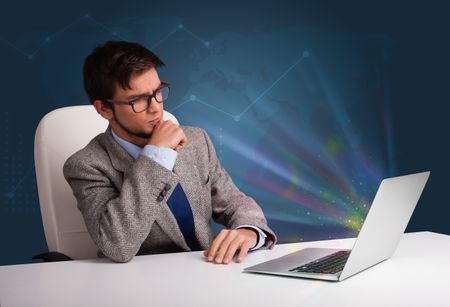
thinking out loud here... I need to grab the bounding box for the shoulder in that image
[180,125,205,137]
[63,131,109,176]
[180,125,210,145]
[179,125,217,161]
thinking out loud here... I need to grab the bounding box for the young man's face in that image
[109,67,164,145]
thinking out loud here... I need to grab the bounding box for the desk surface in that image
[1,231,449,307]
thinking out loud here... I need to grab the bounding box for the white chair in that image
[34,105,179,260]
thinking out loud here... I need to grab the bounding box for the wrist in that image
[147,141,164,148]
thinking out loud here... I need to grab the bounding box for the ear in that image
[93,100,114,121]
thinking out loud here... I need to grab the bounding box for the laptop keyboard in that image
[289,250,351,274]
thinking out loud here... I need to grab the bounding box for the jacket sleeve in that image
[63,153,179,263]
[201,129,277,249]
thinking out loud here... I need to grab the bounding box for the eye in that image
[132,96,147,104]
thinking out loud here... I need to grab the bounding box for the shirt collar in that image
[111,129,143,160]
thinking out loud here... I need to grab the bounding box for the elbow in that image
[111,253,134,263]
[109,250,136,263]
[99,242,137,263]
[94,224,139,263]
[111,245,137,263]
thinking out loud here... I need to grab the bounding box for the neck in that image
[110,125,148,148]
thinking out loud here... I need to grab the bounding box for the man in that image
[63,41,276,263]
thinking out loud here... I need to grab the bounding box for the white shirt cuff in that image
[236,225,267,251]
[141,145,178,171]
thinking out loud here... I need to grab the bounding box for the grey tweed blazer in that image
[63,125,277,262]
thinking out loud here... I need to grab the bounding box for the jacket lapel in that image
[102,126,134,173]
[102,126,195,251]
[173,147,210,250]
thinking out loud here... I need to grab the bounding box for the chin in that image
[143,128,155,137]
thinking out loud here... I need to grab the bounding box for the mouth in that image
[147,118,160,125]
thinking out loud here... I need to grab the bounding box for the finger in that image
[203,249,209,261]
[156,119,166,127]
[214,230,239,264]
[236,241,251,263]
[176,135,186,148]
[222,238,244,264]
[181,133,188,145]
[171,129,186,150]
[207,230,229,261]
[178,134,187,148]
[152,120,162,131]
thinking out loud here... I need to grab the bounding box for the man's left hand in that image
[203,228,257,264]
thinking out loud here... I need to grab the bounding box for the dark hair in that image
[83,41,165,103]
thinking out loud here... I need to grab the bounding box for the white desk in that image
[0,231,449,307]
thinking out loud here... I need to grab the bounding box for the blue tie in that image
[166,183,202,251]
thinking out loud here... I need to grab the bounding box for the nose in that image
[147,97,160,113]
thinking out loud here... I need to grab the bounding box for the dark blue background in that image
[0,1,448,265]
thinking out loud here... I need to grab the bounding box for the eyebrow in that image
[123,82,162,100]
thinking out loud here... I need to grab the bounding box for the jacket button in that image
[157,195,164,202]
[161,190,167,197]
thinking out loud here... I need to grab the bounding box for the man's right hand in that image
[147,120,187,151]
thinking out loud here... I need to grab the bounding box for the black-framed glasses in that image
[105,82,170,113]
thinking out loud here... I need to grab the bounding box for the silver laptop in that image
[244,171,430,281]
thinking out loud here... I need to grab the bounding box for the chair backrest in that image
[34,105,179,259]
